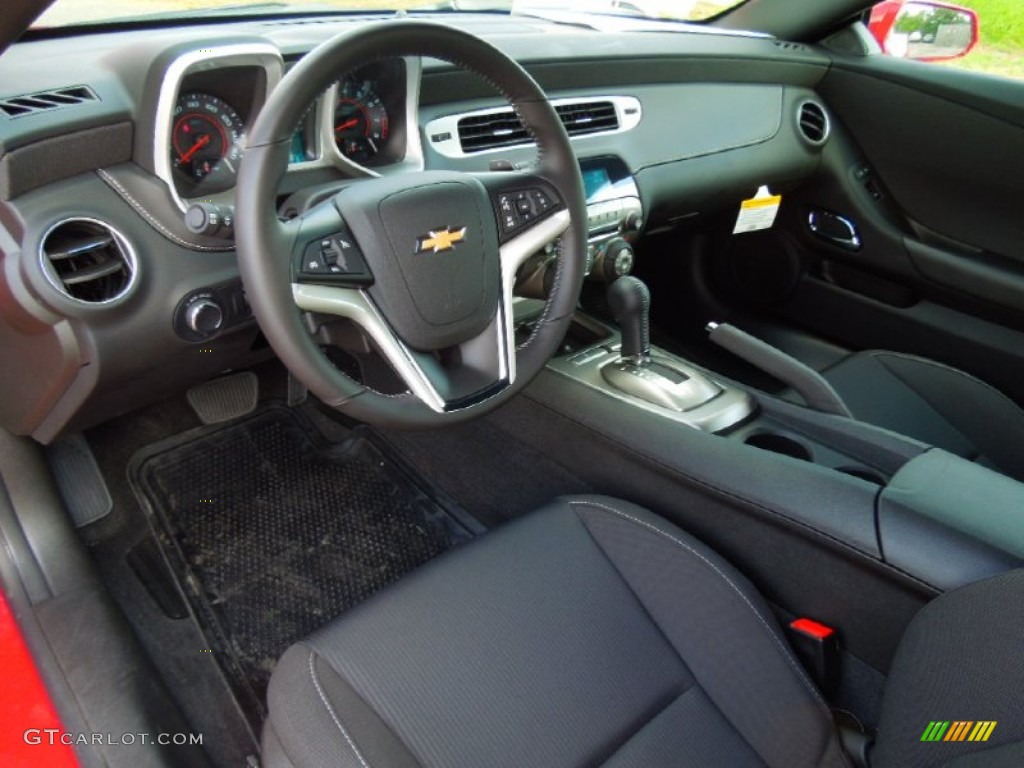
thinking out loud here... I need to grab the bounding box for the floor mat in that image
[130,405,476,719]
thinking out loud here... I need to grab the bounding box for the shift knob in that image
[607,276,650,362]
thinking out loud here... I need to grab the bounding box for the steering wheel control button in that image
[531,189,553,211]
[492,185,562,242]
[297,230,373,285]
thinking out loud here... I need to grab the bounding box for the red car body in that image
[868,0,980,61]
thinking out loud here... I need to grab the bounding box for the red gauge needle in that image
[335,118,359,133]
[177,134,211,165]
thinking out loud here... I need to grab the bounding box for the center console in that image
[546,278,754,433]
[533,267,1024,600]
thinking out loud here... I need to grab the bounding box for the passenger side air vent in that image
[556,101,619,137]
[40,219,135,304]
[797,100,830,146]
[0,86,97,118]
[456,99,621,154]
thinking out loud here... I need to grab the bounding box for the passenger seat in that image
[819,350,1024,482]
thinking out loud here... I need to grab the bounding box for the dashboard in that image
[0,12,834,441]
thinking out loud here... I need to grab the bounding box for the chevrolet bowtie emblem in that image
[416,226,467,254]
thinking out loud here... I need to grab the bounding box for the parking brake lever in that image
[706,322,852,418]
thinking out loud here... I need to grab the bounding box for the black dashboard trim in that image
[0,122,132,200]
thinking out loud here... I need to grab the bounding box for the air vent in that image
[457,99,621,154]
[458,110,531,154]
[556,101,620,137]
[0,86,97,118]
[797,100,830,146]
[40,219,135,304]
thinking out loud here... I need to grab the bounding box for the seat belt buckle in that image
[788,618,840,698]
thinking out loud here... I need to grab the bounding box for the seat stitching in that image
[567,499,832,716]
[570,500,852,767]
[308,650,372,768]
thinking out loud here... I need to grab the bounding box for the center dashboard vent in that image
[797,100,830,146]
[0,86,97,118]
[40,219,136,304]
[457,100,621,154]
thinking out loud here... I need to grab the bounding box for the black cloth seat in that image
[819,351,1024,481]
[262,496,1024,768]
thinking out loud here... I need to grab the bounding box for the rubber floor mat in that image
[131,406,475,716]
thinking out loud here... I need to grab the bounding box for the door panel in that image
[761,49,1024,405]
[819,62,1024,265]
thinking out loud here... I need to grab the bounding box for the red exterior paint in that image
[0,588,79,768]
[868,0,980,62]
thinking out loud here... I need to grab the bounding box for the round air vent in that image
[39,218,136,304]
[796,100,830,146]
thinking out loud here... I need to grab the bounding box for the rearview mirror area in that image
[869,0,979,62]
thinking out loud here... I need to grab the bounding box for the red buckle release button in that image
[790,617,835,640]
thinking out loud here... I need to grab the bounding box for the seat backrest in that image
[871,569,1024,768]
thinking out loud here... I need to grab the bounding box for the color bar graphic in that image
[921,721,996,742]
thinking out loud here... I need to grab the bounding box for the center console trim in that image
[547,325,755,433]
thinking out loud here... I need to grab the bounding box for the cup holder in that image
[744,433,812,462]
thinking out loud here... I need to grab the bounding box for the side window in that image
[869,0,1024,81]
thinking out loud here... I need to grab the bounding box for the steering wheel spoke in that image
[291,282,449,410]
[292,280,519,413]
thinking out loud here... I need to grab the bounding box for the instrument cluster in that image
[168,58,407,200]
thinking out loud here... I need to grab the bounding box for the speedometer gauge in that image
[334,79,389,163]
[171,92,244,191]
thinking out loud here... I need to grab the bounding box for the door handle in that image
[808,209,862,251]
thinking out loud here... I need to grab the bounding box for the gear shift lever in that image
[601,277,722,411]
[607,276,651,364]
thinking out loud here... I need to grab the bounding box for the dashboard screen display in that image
[582,167,611,201]
[289,129,308,163]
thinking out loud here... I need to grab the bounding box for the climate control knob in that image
[185,299,224,335]
[596,239,635,282]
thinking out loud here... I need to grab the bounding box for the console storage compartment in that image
[878,449,1024,591]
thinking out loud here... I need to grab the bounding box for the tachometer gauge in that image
[171,92,244,190]
[334,79,389,163]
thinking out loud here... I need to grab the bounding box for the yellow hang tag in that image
[733,185,782,234]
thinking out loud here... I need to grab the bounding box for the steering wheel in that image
[236,21,587,428]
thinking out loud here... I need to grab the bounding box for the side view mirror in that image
[868,0,979,62]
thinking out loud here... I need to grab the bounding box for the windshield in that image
[32,0,746,30]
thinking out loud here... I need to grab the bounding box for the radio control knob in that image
[186,299,224,335]
[624,211,643,232]
[603,239,635,281]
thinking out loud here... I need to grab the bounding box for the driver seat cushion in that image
[263,496,850,768]
[819,351,1024,481]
